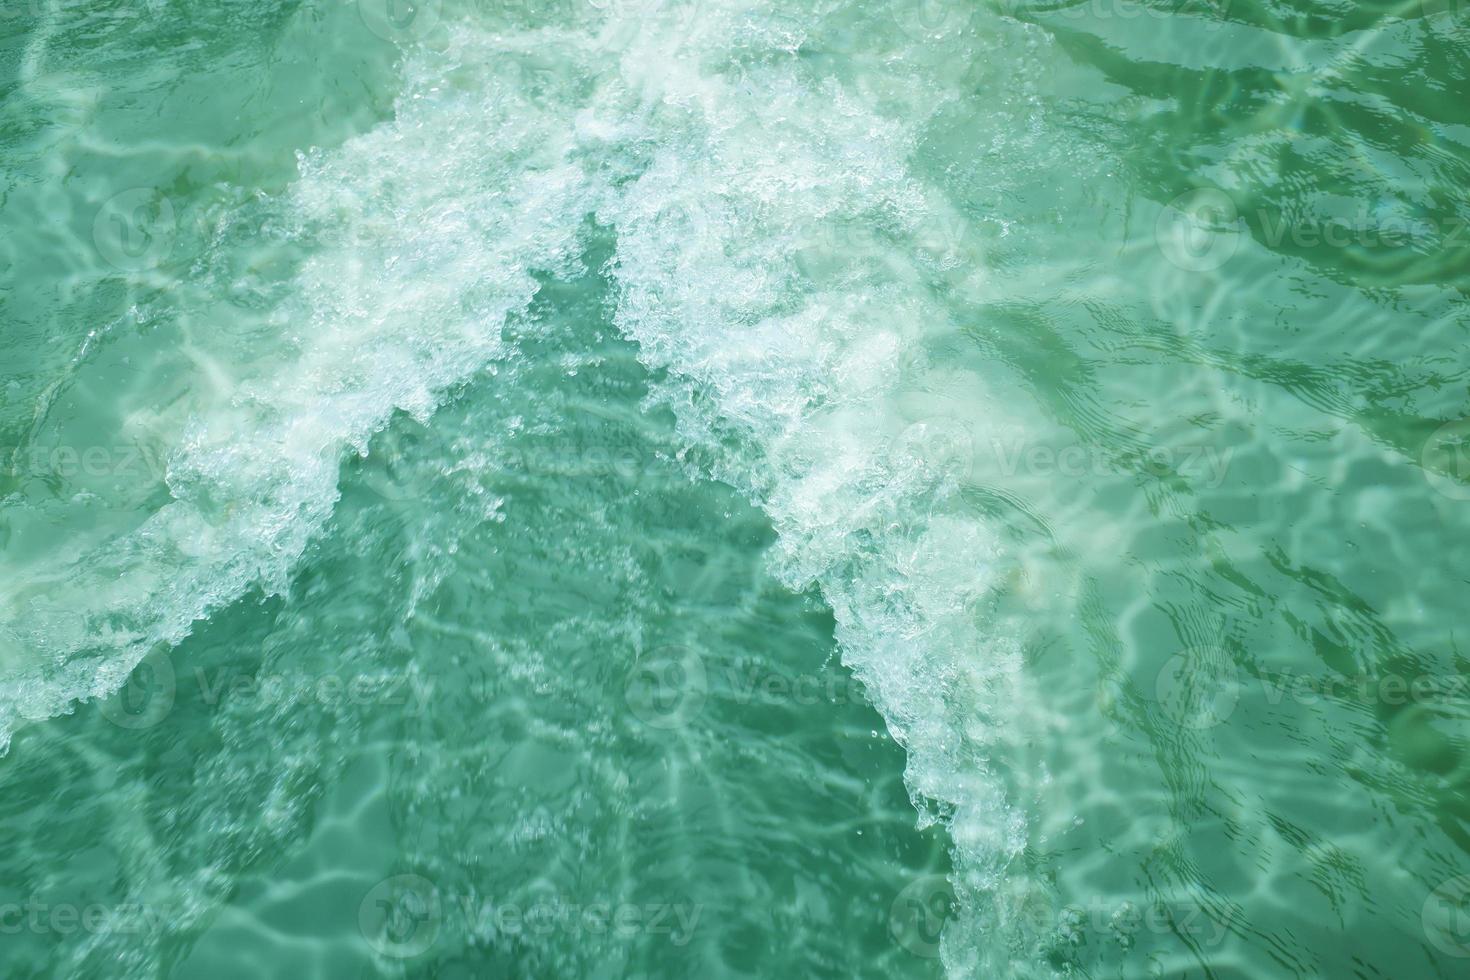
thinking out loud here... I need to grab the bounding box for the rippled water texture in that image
[1,1,1468,977]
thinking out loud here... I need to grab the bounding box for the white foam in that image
[2,4,1049,973]
[0,26,601,746]
[586,7,1047,972]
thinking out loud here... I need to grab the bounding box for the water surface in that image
[2,1,1468,977]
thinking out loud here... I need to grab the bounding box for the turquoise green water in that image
[2,1,1469,976]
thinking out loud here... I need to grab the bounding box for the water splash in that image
[1,4,1047,972]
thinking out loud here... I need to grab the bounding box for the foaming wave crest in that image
[588,8,1046,973]
[2,3,1049,973]
[0,24,600,744]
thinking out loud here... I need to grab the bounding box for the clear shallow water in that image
[1,1,1468,977]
